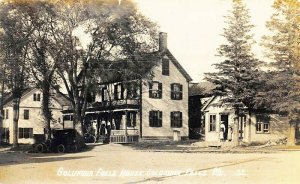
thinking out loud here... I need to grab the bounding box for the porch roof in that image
[62,104,139,114]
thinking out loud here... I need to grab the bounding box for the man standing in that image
[220,122,226,142]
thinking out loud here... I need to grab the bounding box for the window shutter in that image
[171,112,174,127]
[121,84,124,99]
[158,83,162,98]
[18,128,22,138]
[149,82,153,98]
[102,88,105,101]
[159,111,162,127]
[171,84,174,100]
[149,111,153,126]
[114,85,118,100]
[180,112,182,127]
[179,84,183,100]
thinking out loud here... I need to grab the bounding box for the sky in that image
[134,0,275,82]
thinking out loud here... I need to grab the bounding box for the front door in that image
[220,115,229,140]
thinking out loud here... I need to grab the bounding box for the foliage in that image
[205,0,262,112]
[260,0,300,116]
[0,0,159,147]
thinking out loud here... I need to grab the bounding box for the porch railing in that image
[110,129,139,143]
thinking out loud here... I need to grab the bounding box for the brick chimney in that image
[159,32,167,51]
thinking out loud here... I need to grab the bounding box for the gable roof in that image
[52,92,72,106]
[2,88,35,107]
[78,49,193,85]
[189,81,216,97]
[3,88,71,107]
[165,49,192,82]
[201,96,216,112]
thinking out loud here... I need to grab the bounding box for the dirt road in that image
[0,144,299,184]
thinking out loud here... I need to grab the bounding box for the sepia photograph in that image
[0,0,299,183]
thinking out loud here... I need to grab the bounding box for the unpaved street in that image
[0,144,299,184]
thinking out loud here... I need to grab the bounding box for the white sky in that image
[134,0,274,82]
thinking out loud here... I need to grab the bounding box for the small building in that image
[1,88,71,144]
[202,95,290,144]
[64,32,193,143]
[188,82,216,139]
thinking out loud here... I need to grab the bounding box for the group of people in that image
[85,119,117,138]
[99,119,116,137]
[220,121,233,142]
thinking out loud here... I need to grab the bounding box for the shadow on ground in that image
[0,143,109,167]
[121,140,200,151]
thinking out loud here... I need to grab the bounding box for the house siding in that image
[248,115,289,143]
[2,89,65,144]
[142,55,189,139]
[203,96,289,143]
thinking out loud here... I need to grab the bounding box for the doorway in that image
[220,114,229,140]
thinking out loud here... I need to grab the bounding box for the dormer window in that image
[162,58,169,76]
[149,81,162,99]
[33,93,41,101]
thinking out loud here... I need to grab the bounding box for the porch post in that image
[125,110,128,142]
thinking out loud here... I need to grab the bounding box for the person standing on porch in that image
[112,119,116,130]
[100,119,106,136]
[220,122,226,142]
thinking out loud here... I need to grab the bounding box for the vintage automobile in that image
[35,129,77,153]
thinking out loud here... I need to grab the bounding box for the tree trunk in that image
[41,80,52,140]
[12,98,20,148]
[74,121,86,150]
[287,120,296,146]
[233,116,239,146]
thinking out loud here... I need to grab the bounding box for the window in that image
[87,90,96,103]
[102,88,109,101]
[256,115,270,133]
[171,111,182,128]
[18,128,33,139]
[63,115,73,121]
[171,83,183,100]
[1,128,9,143]
[149,82,162,99]
[149,110,162,127]
[114,83,124,100]
[24,109,29,120]
[162,58,169,76]
[33,93,41,101]
[127,83,139,99]
[126,112,137,127]
[209,114,216,132]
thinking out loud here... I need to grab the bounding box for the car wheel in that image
[36,144,44,153]
[57,144,65,153]
[71,145,78,152]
